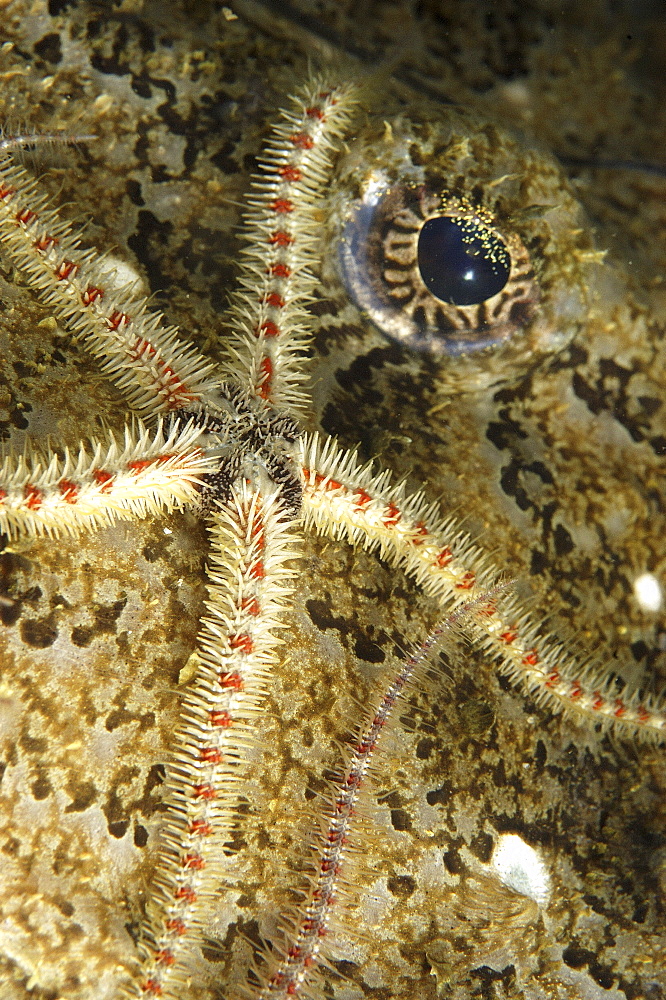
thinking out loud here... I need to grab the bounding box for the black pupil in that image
[417,215,511,306]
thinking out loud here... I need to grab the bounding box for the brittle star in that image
[0,76,664,999]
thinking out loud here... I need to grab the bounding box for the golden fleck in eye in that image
[326,106,601,390]
[340,185,538,356]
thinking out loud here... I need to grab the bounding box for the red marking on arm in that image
[410,521,429,545]
[15,208,37,225]
[249,559,265,579]
[126,339,196,405]
[199,747,223,764]
[58,479,78,503]
[455,572,475,590]
[522,650,539,667]
[182,853,206,869]
[269,231,294,247]
[353,488,372,508]
[108,310,131,330]
[230,633,254,653]
[0,184,15,199]
[82,285,103,306]
[306,106,324,119]
[569,682,583,699]
[271,198,294,214]
[546,670,560,688]
[219,671,243,690]
[92,469,114,491]
[257,357,273,399]
[175,886,197,902]
[290,132,314,149]
[189,820,213,836]
[165,918,187,935]
[259,320,280,337]
[54,260,78,281]
[278,164,302,182]
[434,547,452,568]
[250,521,265,548]
[132,338,156,359]
[311,471,343,491]
[269,263,291,278]
[637,705,651,723]
[241,596,260,615]
[34,234,58,252]
[141,978,163,995]
[155,950,175,966]
[210,709,232,727]
[265,292,286,308]
[128,459,152,473]
[614,699,626,718]
[500,629,517,643]
[23,484,43,509]
[193,784,216,801]
[382,502,401,527]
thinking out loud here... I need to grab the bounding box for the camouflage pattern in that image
[0,2,664,998]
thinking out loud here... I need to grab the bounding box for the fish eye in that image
[339,183,537,358]
[417,215,510,306]
[329,108,599,387]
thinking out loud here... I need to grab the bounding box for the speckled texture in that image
[0,2,665,999]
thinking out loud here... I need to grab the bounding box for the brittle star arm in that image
[0,418,217,538]
[222,77,359,414]
[125,482,300,999]
[0,79,358,429]
[295,433,666,741]
[257,588,509,999]
[0,148,223,418]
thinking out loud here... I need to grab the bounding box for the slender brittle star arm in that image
[223,77,358,415]
[127,481,301,999]
[0,418,217,538]
[295,432,666,742]
[257,587,510,999]
[0,147,222,417]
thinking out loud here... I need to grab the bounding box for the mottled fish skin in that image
[0,3,665,1000]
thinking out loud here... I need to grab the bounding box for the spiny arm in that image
[295,432,666,743]
[129,482,300,999]
[0,419,216,538]
[0,144,222,417]
[223,77,358,415]
[257,589,506,999]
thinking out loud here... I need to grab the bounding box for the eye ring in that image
[339,184,539,357]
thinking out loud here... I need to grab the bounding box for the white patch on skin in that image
[98,254,146,293]
[634,572,662,613]
[491,833,550,907]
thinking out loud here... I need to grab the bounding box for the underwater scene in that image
[0,2,665,998]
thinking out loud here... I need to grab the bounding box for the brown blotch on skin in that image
[64,778,97,813]
[20,616,58,648]
[387,875,417,898]
[31,771,52,800]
